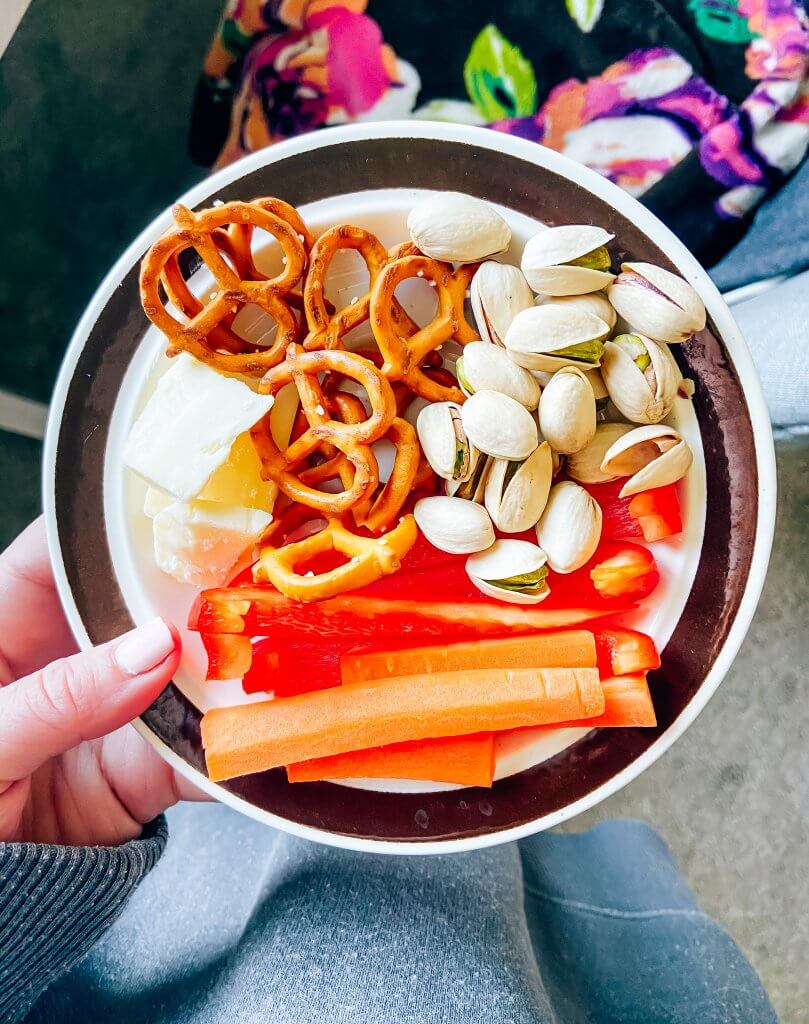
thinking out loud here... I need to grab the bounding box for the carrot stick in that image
[286,734,495,787]
[509,673,656,735]
[201,666,603,782]
[341,631,596,685]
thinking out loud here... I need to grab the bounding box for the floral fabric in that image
[191,0,809,264]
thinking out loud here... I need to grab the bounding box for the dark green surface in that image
[0,431,42,547]
[0,0,220,403]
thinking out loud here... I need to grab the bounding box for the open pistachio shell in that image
[600,334,681,424]
[600,424,693,497]
[416,402,473,482]
[413,495,495,554]
[503,305,609,373]
[536,481,602,574]
[522,225,615,296]
[484,441,553,533]
[460,390,538,460]
[470,262,535,346]
[537,291,618,330]
[537,367,597,455]
[607,262,706,343]
[566,422,634,483]
[457,341,540,409]
[466,539,550,605]
[446,448,491,502]
[407,192,511,263]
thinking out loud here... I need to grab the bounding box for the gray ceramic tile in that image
[0,430,42,548]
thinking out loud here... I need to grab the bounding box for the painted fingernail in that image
[115,618,175,675]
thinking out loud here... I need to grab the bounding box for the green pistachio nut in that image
[552,339,605,364]
[566,245,611,272]
[489,565,550,595]
[613,333,651,372]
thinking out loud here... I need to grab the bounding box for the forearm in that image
[0,818,167,1023]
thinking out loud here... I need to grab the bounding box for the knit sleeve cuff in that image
[0,816,168,1024]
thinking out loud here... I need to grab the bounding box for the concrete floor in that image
[2,433,806,1020]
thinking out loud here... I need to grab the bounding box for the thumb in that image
[0,618,180,782]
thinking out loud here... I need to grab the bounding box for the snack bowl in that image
[43,122,775,853]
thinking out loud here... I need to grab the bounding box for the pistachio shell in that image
[536,481,602,574]
[446,448,491,502]
[503,305,609,372]
[522,225,615,296]
[607,262,706,343]
[601,335,681,424]
[470,262,534,346]
[537,291,618,330]
[566,422,634,483]
[413,495,495,554]
[407,192,511,263]
[460,390,538,460]
[600,424,693,497]
[416,402,472,481]
[484,442,553,533]
[466,540,550,605]
[537,367,597,455]
[457,341,540,409]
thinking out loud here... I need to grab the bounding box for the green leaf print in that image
[686,0,759,44]
[463,25,538,121]
[565,0,606,33]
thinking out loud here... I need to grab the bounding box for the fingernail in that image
[115,618,175,675]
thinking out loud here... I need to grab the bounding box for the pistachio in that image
[413,495,495,554]
[485,442,553,533]
[466,540,550,605]
[407,192,511,263]
[460,390,538,460]
[503,304,609,373]
[588,367,611,418]
[536,481,602,574]
[521,225,615,296]
[456,341,540,409]
[566,422,634,484]
[416,402,474,482]
[537,367,597,455]
[471,261,534,346]
[537,291,617,330]
[600,424,693,497]
[446,448,491,502]
[607,262,706,343]
[601,334,681,424]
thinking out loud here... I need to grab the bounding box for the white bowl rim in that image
[43,120,777,855]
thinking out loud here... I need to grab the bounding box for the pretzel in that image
[140,200,307,374]
[251,345,396,514]
[293,392,419,533]
[303,225,419,352]
[254,514,416,602]
[371,254,479,402]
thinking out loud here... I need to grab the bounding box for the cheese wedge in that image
[124,353,274,500]
[152,499,271,588]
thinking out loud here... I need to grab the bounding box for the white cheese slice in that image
[144,487,172,518]
[124,353,274,500]
[152,499,271,588]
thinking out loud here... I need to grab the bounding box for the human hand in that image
[0,517,207,846]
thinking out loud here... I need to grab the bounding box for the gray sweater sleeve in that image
[0,817,167,1023]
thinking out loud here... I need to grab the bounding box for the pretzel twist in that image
[371,255,479,403]
[253,515,417,602]
[251,345,396,515]
[140,200,307,374]
[303,225,420,352]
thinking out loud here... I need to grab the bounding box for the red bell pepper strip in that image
[594,628,661,677]
[201,633,253,681]
[242,638,340,697]
[588,480,682,542]
[589,542,660,601]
